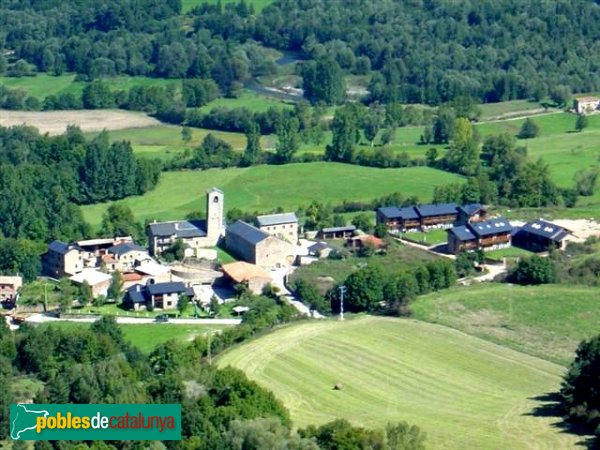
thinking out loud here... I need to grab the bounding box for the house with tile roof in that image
[106,242,149,272]
[376,203,486,232]
[124,281,193,310]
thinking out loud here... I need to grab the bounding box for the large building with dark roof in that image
[447,217,513,254]
[255,212,298,243]
[512,219,568,252]
[147,188,224,257]
[225,220,296,268]
[376,203,485,232]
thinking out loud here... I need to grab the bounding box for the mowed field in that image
[0,109,160,135]
[412,284,600,365]
[81,163,463,229]
[218,316,583,449]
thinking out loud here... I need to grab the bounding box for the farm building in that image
[512,219,568,252]
[222,261,272,295]
[76,237,133,255]
[317,225,356,240]
[255,212,299,243]
[574,96,600,114]
[346,235,386,251]
[0,276,22,302]
[124,281,192,310]
[377,203,484,232]
[225,220,296,269]
[447,217,513,254]
[147,188,224,256]
[69,268,112,298]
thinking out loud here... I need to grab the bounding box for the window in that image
[213,196,219,203]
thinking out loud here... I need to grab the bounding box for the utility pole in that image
[338,285,346,321]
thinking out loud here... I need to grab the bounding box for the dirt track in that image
[0,109,161,135]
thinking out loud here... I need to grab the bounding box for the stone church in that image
[147,187,225,257]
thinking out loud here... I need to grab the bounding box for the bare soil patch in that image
[0,109,160,135]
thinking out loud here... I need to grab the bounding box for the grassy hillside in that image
[81,163,463,229]
[412,284,600,365]
[218,316,583,449]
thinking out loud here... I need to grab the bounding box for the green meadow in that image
[182,0,274,13]
[81,163,464,229]
[218,316,582,449]
[0,74,176,100]
[38,322,227,354]
[412,283,600,365]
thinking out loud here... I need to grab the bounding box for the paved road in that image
[24,314,241,326]
[269,266,324,319]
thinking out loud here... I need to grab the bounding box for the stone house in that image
[106,243,149,272]
[0,275,23,302]
[69,268,112,298]
[255,212,299,244]
[574,96,600,114]
[225,220,296,269]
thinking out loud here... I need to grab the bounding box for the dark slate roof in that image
[468,217,513,237]
[126,285,147,304]
[377,206,402,219]
[48,240,75,255]
[148,220,207,238]
[256,212,298,227]
[321,225,357,233]
[448,225,476,241]
[227,220,269,245]
[416,203,459,217]
[458,203,484,216]
[147,281,187,296]
[308,242,331,253]
[108,242,147,256]
[377,206,420,220]
[518,219,568,241]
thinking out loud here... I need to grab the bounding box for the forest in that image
[2,0,600,105]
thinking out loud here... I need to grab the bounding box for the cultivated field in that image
[81,163,463,229]
[412,284,600,365]
[0,109,160,135]
[218,316,584,449]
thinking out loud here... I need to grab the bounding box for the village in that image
[0,185,583,324]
